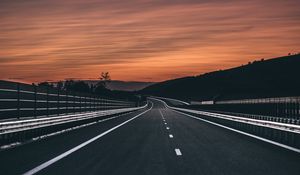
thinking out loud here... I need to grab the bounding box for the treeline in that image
[37,80,109,95]
[37,72,111,94]
[38,80,143,102]
[37,72,145,102]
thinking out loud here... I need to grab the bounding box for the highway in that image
[0,99,299,175]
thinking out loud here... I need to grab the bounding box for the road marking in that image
[23,101,153,175]
[171,109,300,154]
[175,149,182,156]
[169,134,174,138]
[159,109,165,119]
[166,127,170,130]
[164,122,167,125]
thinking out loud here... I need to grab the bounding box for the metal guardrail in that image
[216,96,300,104]
[0,80,137,120]
[0,105,146,135]
[187,97,300,122]
[0,103,148,147]
[196,110,300,125]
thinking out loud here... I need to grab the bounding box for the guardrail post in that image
[34,85,37,118]
[80,96,82,113]
[90,95,92,112]
[84,95,86,112]
[296,102,298,120]
[100,98,102,109]
[94,96,96,111]
[66,90,68,114]
[46,86,49,116]
[94,97,96,111]
[85,95,87,112]
[73,92,76,114]
[82,95,84,113]
[57,89,60,116]
[297,102,300,120]
[96,97,99,111]
[100,98,102,110]
[92,96,94,111]
[276,103,279,117]
[292,102,295,120]
[17,83,20,119]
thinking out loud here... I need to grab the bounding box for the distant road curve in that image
[150,96,190,105]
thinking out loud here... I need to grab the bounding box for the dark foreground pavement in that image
[0,99,299,175]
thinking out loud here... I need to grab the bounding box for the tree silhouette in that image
[38,82,53,88]
[64,80,75,91]
[94,72,111,95]
[64,80,90,93]
[56,81,64,90]
[96,72,111,88]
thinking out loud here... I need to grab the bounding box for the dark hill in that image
[140,54,300,101]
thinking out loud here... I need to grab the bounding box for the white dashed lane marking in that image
[175,149,182,156]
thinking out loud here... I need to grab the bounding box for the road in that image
[0,99,299,175]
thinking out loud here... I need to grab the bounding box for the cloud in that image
[0,0,299,82]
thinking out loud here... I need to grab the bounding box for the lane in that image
[0,105,151,175]
[24,106,152,175]
[160,103,300,175]
[34,100,178,175]
[0,99,299,175]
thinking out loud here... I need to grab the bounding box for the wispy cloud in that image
[0,0,299,82]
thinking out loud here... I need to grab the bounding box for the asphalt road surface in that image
[0,99,299,175]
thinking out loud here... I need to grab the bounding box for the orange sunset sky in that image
[0,0,299,83]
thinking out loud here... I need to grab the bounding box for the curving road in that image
[0,99,299,175]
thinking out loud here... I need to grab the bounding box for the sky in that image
[0,0,299,83]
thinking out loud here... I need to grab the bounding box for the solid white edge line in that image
[175,148,182,156]
[151,97,300,154]
[171,109,300,154]
[23,101,153,175]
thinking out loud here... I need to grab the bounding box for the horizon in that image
[1,0,300,83]
[2,53,297,84]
